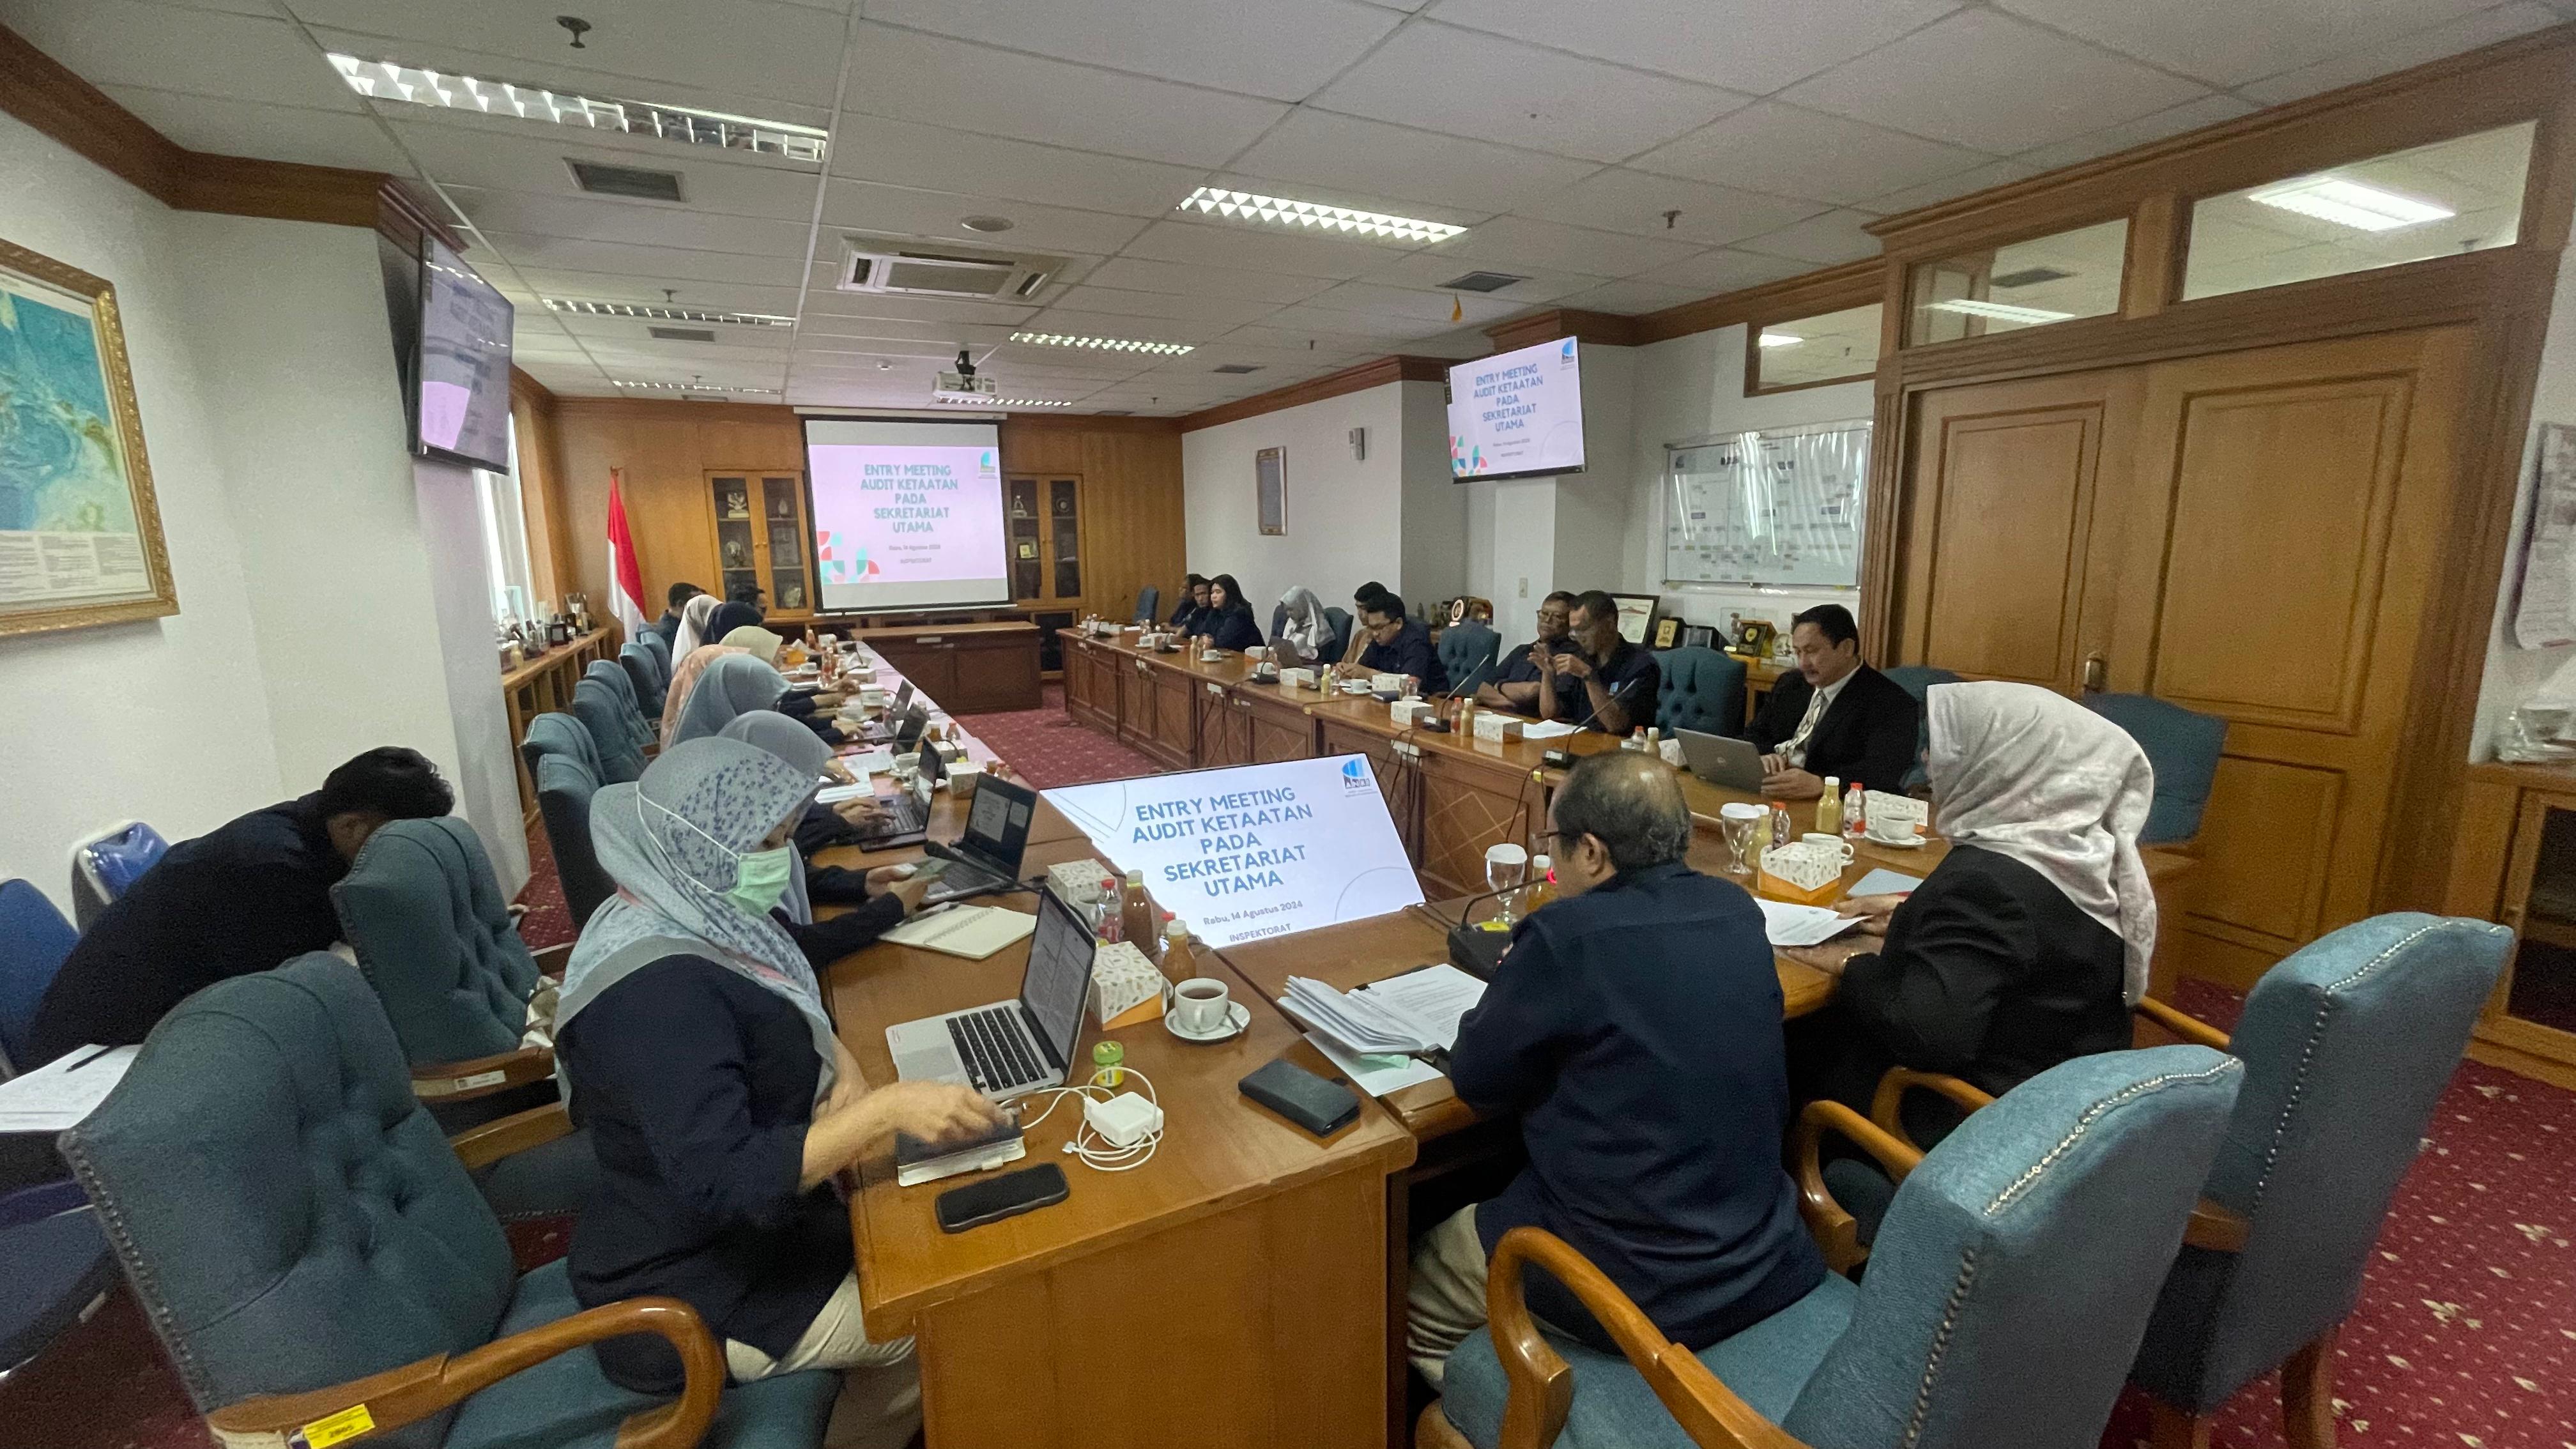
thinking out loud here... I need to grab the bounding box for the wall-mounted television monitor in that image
[1446,335,1585,484]
[413,236,514,472]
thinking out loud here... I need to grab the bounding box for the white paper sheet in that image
[0,1045,138,1132]
[1846,868,1926,898]
[1519,720,1583,739]
[1756,899,1863,947]
[1357,965,1487,1048]
[1305,1031,1446,1099]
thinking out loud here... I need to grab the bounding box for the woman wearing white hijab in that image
[553,738,1000,1441]
[1277,586,1331,664]
[671,591,721,657]
[1782,680,2150,1122]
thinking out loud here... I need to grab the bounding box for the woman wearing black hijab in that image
[1192,574,1264,652]
[707,599,765,640]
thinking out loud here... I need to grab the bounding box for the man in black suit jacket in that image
[1745,604,1920,800]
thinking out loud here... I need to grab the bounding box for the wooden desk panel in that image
[852,622,1041,714]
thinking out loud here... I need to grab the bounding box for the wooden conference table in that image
[809,635,1952,1448]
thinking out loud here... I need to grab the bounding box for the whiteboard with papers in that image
[1664,420,1871,588]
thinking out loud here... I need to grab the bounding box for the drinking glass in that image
[1485,843,1530,924]
[1721,811,1759,876]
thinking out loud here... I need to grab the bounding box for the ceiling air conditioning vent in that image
[567,160,684,202]
[1212,364,1262,374]
[1439,270,1525,293]
[648,326,718,342]
[839,241,1058,300]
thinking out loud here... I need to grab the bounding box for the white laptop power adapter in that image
[1082,1092,1163,1149]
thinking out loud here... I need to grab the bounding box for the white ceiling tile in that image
[99,88,410,171]
[1514,168,1827,246]
[859,0,1401,100]
[1992,0,2503,88]
[842,22,1288,167]
[1733,209,1881,264]
[802,293,1041,326]
[799,320,1019,350]
[1083,258,1341,306]
[1548,279,1710,314]
[1864,159,2043,215]
[1119,218,1407,280]
[1406,327,1505,359]
[1632,247,1818,293]
[1045,286,1285,325]
[1423,0,1963,92]
[1631,102,1995,206]
[448,187,814,256]
[992,308,1234,341]
[289,0,850,108]
[1298,282,1528,324]
[1313,22,1752,162]
[1351,252,1613,305]
[827,116,1205,217]
[2234,3,2560,105]
[0,1,362,111]
[823,180,1148,257]
[507,269,806,314]
[1228,111,1594,215]
[388,121,825,220]
[480,233,806,287]
[2012,95,2260,172]
[1256,303,1470,342]
[1781,10,2211,152]
[1224,321,1427,354]
[549,316,794,349]
[1427,215,1705,275]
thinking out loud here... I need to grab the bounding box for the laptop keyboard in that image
[859,794,927,842]
[947,1006,1041,1092]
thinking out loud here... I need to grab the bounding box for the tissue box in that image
[1089,940,1169,1029]
[1758,840,1847,905]
[1281,667,1318,691]
[1472,712,1524,742]
[1370,671,1407,694]
[1047,858,1117,906]
[1392,697,1433,727]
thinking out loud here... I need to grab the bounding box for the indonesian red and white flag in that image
[606,469,651,639]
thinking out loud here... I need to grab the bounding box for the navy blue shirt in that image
[1358,618,1450,693]
[1168,598,1206,632]
[1195,606,1264,652]
[560,955,850,1393]
[1450,861,1825,1352]
[1544,636,1660,732]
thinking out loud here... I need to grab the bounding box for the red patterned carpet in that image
[10,703,2570,1449]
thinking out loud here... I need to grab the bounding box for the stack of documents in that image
[0,1045,138,1132]
[1281,965,1485,1057]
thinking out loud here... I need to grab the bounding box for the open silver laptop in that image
[1677,728,1768,791]
[885,884,1096,1100]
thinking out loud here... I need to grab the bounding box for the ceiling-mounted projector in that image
[933,348,996,403]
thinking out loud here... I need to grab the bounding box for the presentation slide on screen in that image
[1448,335,1586,482]
[1043,756,1423,947]
[804,418,1010,611]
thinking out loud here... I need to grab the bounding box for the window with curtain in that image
[473,418,535,627]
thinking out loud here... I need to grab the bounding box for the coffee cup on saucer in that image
[1167,977,1244,1039]
[1800,832,1856,864]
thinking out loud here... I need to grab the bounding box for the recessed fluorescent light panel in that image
[547,299,793,327]
[1757,332,1804,348]
[1011,332,1193,356]
[2247,176,2455,233]
[1177,187,1463,243]
[935,394,1070,408]
[614,380,780,395]
[1925,299,2076,325]
[327,53,828,162]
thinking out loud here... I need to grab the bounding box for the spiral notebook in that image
[880,904,1036,960]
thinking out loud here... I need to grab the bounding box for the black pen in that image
[63,1045,116,1072]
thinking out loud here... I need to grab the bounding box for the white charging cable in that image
[1013,1066,1163,1172]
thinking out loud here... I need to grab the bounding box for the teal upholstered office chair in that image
[533,756,616,931]
[0,878,79,1076]
[638,629,672,683]
[1878,666,1958,793]
[1439,621,1501,695]
[331,817,593,1220]
[1133,585,1160,624]
[585,661,656,751]
[60,956,833,1449]
[618,644,667,719]
[571,678,648,784]
[2083,694,2227,847]
[2124,914,2510,1448]
[1424,1045,2244,1449]
[1325,606,1353,661]
[1654,647,1744,738]
[522,712,602,784]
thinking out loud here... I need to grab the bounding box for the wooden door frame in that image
[1854,29,2576,925]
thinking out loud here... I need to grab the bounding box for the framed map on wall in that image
[1662,419,1870,590]
[0,238,176,637]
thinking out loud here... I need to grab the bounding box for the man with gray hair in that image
[1406,752,1823,1383]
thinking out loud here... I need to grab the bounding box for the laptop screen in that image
[893,680,915,711]
[1019,886,1096,1066]
[963,775,1036,865]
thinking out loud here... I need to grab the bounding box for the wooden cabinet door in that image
[1896,369,2144,691]
[1116,657,1156,747]
[2114,328,2472,986]
[1151,668,1197,767]
[1245,695,1318,763]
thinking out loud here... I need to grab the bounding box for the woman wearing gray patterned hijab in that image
[551,737,1001,1424]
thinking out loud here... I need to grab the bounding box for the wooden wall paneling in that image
[1634,258,1887,347]
[1177,356,1448,433]
[1000,417,1184,626]
[1481,309,1643,353]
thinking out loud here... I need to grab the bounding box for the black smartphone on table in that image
[934,1163,1069,1233]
